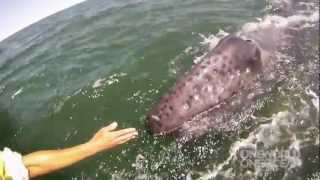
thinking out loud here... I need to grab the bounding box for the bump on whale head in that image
[147,35,262,136]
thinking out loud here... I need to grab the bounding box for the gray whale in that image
[147,35,273,136]
[147,0,318,138]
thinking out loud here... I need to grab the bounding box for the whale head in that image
[147,35,262,135]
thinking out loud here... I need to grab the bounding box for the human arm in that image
[22,122,138,178]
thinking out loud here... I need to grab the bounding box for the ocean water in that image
[0,0,318,179]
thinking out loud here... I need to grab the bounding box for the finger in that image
[117,130,138,138]
[116,132,138,144]
[101,122,118,132]
[113,128,137,137]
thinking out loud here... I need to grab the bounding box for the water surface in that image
[0,0,318,179]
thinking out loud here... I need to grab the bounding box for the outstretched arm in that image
[22,122,138,178]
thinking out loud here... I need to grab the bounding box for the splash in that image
[92,73,127,89]
[11,87,24,99]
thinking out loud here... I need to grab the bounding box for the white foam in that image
[184,46,193,54]
[193,52,207,64]
[92,78,106,88]
[92,72,127,89]
[198,110,304,179]
[11,87,23,99]
[306,89,319,112]
[241,9,319,35]
[199,29,229,50]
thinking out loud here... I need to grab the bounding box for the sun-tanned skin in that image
[22,122,138,178]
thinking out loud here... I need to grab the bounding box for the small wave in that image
[11,87,24,99]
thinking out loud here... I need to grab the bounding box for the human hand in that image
[88,122,138,152]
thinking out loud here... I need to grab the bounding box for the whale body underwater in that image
[146,0,318,139]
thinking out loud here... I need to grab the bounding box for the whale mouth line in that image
[152,100,228,136]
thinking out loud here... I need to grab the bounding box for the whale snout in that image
[147,106,183,135]
[147,114,164,135]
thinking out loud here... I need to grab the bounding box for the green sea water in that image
[0,0,319,179]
